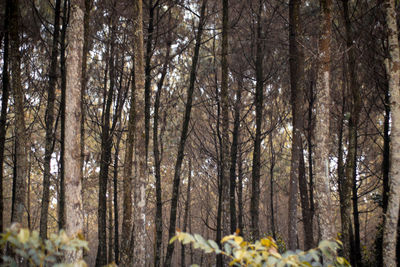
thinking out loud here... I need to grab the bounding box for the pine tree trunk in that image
[40,0,61,240]
[0,0,11,234]
[9,0,27,225]
[288,0,305,249]
[153,37,171,267]
[64,0,84,262]
[383,0,400,265]
[181,159,192,266]
[164,1,207,265]
[132,0,147,265]
[250,0,264,241]
[314,0,335,241]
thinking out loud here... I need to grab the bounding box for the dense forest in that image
[0,0,400,265]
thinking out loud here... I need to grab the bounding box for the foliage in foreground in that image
[0,224,88,267]
[171,231,350,266]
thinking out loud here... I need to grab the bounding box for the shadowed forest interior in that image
[0,0,400,266]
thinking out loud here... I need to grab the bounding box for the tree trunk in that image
[40,0,61,240]
[9,0,27,225]
[113,132,121,265]
[153,36,171,267]
[0,0,11,234]
[383,0,400,265]
[164,1,207,265]
[288,0,305,249]
[120,65,135,266]
[95,14,116,266]
[181,159,192,266]
[221,0,230,238]
[144,0,155,163]
[229,74,242,234]
[342,0,362,263]
[314,0,335,241]
[132,0,147,265]
[64,0,84,262]
[250,0,264,241]
[58,0,69,231]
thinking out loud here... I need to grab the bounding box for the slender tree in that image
[40,0,61,240]
[164,1,207,265]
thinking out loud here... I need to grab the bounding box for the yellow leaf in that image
[233,236,243,245]
[17,228,30,244]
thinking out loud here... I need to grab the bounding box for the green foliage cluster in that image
[0,224,88,267]
[171,231,350,267]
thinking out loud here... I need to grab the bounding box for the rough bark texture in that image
[40,0,61,240]
[9,0,27,225]
[383,0,400,265]
[314,0,335,241]
[132,0,147,265]
[250,0,264,241]
[0,0,11,234]
[164,1,206,265]
[64,0,84,262]
[288,0,305,249]
[221,0,230,238]
[120,66,135,266]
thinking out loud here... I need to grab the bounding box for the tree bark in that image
[221,0,230,238]
[95,12,116,265]
[58,0,69,231]
[383,0,400,265]
[40,0,61,240]
[0,0,11,234]
[288,0,305,249]
[113,132,121,265]
[181,159,192,266]
[9,0,27,225]
[120,65,135,266]
[164,1,207,265]
[250,0,264,241]
[153,36,171,267]
[229,74,242,234]
[132,0,147,265]
[64,0,84,262]
[314,0,335,241]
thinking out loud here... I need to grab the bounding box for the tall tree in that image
[0,0,11,234]
[382,0,400,264]
[40,0,61,240]
[250,0,264,241]
[64,0,84,262]
[314,0,335,241]
[288,0,305,250]
[9,0,27,225]
[164,1,207,265]
[95,6,116,265]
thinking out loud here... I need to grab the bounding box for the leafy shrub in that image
[0,223,88,267]
[171,231,350,266]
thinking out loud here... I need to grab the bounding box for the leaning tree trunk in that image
[164,1,207,265]
[64,0,84,262]
[9,0,27,225]
[383,0,400,265]
[314,0,335,241]
[40,0,61,240]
